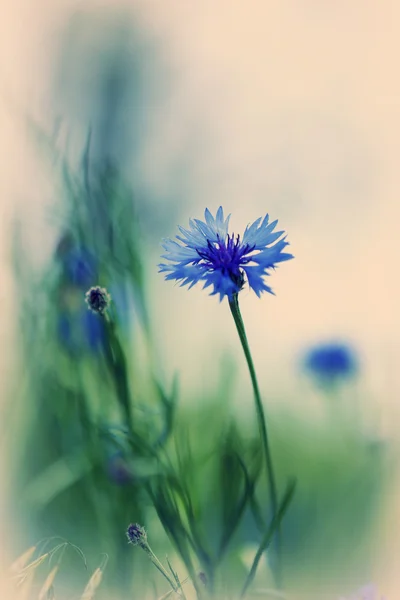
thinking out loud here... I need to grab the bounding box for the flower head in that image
[85,286,111,314]
[304,342,358,384]
[159,207,293,301]
[126,523,147,548]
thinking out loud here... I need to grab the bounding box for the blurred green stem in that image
[228,294,281,586]
[103,313,133,432]
[143,544,178,593]
[240,480,296,599]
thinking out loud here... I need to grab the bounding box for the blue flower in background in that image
[55,239,106,354]
[107,451,133,486]
[57,305,106,355]
[64,247,97,287]
[304,342,358,384]
[82,309,106,350]
[56,235,98,287]
[159,207,293,301]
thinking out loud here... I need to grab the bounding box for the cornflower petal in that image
[242,216,280,248]
[242,265,274,297]
[202,268,239,301]
[252,239,294,267]
[161,239,200,263]
[176,224,207,248]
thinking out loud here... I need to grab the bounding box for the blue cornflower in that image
[304,342,358,384]
[159,207,293,300]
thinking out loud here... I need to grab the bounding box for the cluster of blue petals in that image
[159,207,293,300]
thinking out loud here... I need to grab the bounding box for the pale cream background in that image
[0,0,399,596]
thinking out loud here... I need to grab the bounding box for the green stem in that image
[144,545,178,593]
[103,313,133,433]
[240,480,295,599]
[228,294,281,586]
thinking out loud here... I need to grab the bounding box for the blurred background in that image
[0,1,399,598]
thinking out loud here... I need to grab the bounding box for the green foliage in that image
[5,131,386,599]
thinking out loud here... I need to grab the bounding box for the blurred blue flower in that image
[54,238,109,354]
[304,342,358,384]
[159,207,293,301]
[56,235,98,287]
[57,305,106,355]
[64,247,97,287]
[107,451,133,485]
[81,309,106,350]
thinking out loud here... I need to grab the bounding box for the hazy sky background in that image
[1,0,400,593]
[1,1,399,403]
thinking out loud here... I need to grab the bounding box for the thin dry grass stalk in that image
[80,567,103,600]
[38,565,58,600]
